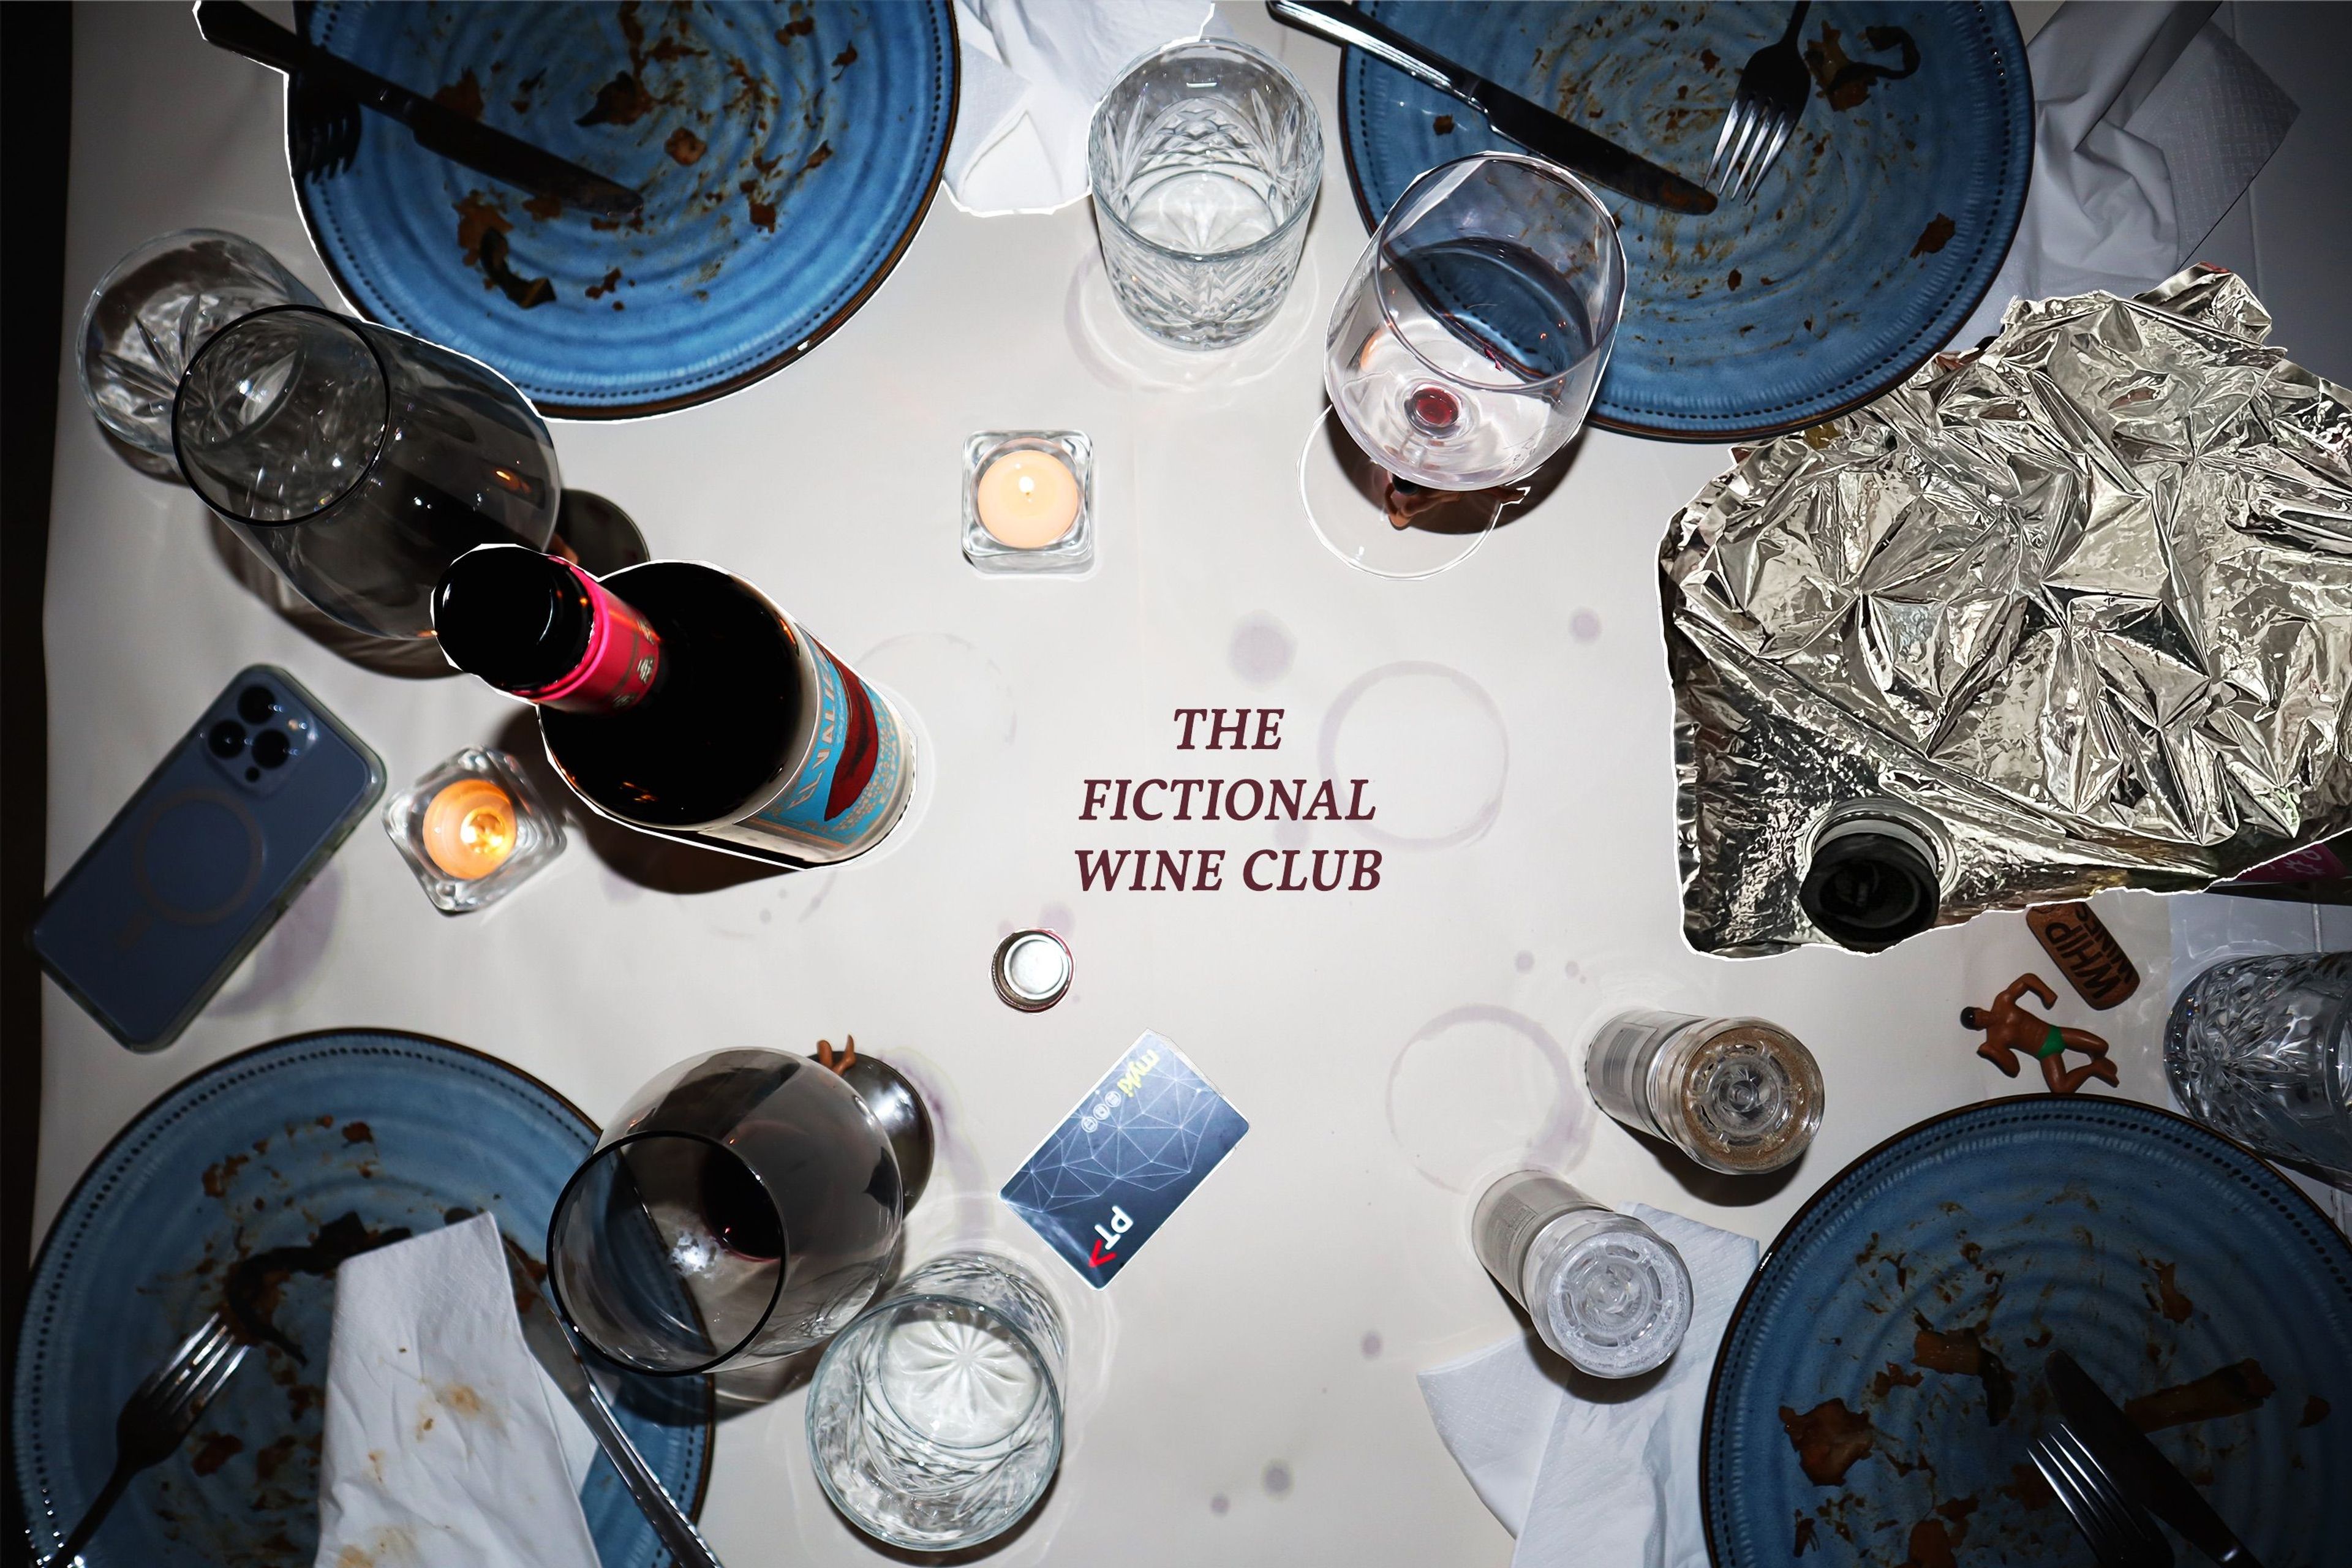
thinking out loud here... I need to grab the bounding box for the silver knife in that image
[194,1,644,221]
[2046,1351,2267,1567]
[1264,0,1717,216]
[506,1241,725,1568]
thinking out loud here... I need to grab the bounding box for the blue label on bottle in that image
[741,636,908,854]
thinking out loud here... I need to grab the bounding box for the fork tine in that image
[137,1316,227,1401]
[1707,100,1748,190]
[1724,111,1766,196]
[1741,114,1795,200]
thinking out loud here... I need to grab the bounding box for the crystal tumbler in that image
[79,229,320,459]
[807,1250,1066,1551]
[173,305,560,640]
[2166,953,2352,1179]
[1087,39,1322,350]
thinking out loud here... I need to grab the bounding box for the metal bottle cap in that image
[993,929,1072,1011]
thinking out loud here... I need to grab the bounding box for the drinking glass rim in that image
[545,1126,791,1379]
[1365,152,1627,397]
[807,1289,1066,1550]
[858,1291,1065,1450]
[1086,36,1323,266]
[172,302,392,527]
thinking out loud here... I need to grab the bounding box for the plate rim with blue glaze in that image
[289,1,960,420]
[1337,1,2034,443]
[10,1028,714,1566]
[1698,1095,2352,1566]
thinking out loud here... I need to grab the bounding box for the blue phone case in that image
[31,665,385,1050]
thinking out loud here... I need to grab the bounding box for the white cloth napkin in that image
[313,1213,603,1568]
[943,0,1218,215]
[1418,1204,1760,1568]
[1950,1,2297,347]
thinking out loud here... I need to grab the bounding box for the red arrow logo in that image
[1088,1237,1119,1267]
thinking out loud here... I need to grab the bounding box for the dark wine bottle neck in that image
[435,545,665,715]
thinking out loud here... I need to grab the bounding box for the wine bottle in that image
[433,545,914,866]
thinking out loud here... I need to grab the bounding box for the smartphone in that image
[32,665,385,1050]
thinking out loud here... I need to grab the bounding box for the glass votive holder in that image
[385,747,565,914]
[963,431,1094,576]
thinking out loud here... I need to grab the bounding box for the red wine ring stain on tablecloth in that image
[1319,663,1507,852]
[1387,1005,1590,1192]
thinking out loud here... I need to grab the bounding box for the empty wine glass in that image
[546,1049,908,1375]
[1304,153,1626,578]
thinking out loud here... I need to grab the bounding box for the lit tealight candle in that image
[974,447,1081,549]
[422,777,519,881]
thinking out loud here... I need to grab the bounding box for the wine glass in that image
[546,1048,914,1375]
[1304,153,1626,578]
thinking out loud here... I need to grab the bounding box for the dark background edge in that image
[4,5,70,1562]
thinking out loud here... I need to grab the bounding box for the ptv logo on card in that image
[1087,1205,1134,1269]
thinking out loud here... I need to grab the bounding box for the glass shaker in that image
[546,1048,909,1375]
[1472,1170,1692,1378]
[2166,953,2352,1179]
[173,304,560,640]
[1585,1009,1824,1174]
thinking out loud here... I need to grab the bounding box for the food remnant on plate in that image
[1910,214,1956,257]
[1903,1517,1957,1568]
[1432,114,1454,135]
[1793,1513,1818,1555]
[190,1430,244,1476]
[342,1121,372,1144]
[1805,24,1921,112]
[224,1211,413,1362]
[432,70,483,121]
[1868,1361,1924,1397]
[576,70,656,127]
[2144,1258,2194,1324]
[666,126,707,165]
[2126,1359,2275,1431]
[2303,1395,2332,1427]
[1910,1313,2013,1425]
[1781,1398,1876,1485]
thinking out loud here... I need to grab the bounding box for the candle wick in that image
[1019,476,1036,497]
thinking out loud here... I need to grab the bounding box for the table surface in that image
[32,5,2352,1565]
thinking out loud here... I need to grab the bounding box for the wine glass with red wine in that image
[1303,153,1625,578]
[546,1049,908,1375]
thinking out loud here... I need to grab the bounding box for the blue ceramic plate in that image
[1340,2,2030,440]
[294,1,956,417]
[12,1031,711,1568]
[1704,1098,2352,1566]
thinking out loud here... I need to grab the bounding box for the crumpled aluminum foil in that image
[1664,265,2352,955]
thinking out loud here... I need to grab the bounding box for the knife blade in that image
[503,1238,725,1568]
[2046,1351,2267,1567]
[194,1,644,221]
[1264,0,1716,216]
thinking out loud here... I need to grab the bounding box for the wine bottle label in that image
[517,564,663,714]
[739,635,910,854]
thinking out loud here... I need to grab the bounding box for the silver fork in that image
[42,1314,251,1568]
[2029,1424,2176,1568]
[1708,1,1812,202]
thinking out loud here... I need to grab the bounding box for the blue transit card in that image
[1000,1032,1248,1288]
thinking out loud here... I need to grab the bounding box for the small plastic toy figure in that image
[1962,974,2118,1095]
[816,1035,858,1073]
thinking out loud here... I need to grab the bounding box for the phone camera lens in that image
[237,685,277,723]
[252,729,292,768]
[207,720,247,758]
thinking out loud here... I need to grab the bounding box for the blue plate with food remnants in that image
[293,1,957,417]
[1703,1097,2352,1566]
[12,1031,711,1568]
[1340,2,2030,440]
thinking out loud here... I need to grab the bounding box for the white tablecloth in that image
[34,5,2351,1564]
